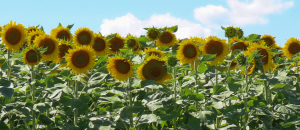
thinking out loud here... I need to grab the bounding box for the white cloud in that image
[100,13,212,39]
[194,0,294,26]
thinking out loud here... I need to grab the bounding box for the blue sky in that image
[0,0,297,47]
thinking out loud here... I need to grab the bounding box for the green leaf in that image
[0,121,9,130]
[198,54,216,64]
[39,114,54,125]
[58,22,63,27]
[189,93,205,101]
[247,34,261,41]
[34,103,51,113]
[157,111,178,121]
[106,33,117,41]
[198,64,207,73]
[213,85,227,95]
[147,125,158,130]
[168,25,178,33]
[187,117,201,130]
[271,83,294,90]
[247,49,258,63]
[66,24,74,30]
[0,79,13,98]
[221,26,226,30]
[120,106,145,117]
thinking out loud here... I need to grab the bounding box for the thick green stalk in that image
[243,65,249,130]
[295,65,300,93]
[261,65,269,105]
[7,50,11,81]
[31,66,36,130]
[46,109,50,130]
[9,113,14,130]
[74,80,78,126]
[215,68,218,86]
[194,60,199,110]
[173,67,177,130]
[128,78,133,128]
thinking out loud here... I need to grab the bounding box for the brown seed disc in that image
[142,59,167,80]
[288,42,300,54]
[71,50,90,68]
[58,44,72,58]
[258,49,269,65]
[26,49,38,63]
[231,42,247,53]
[93,37,106,51]
[57,30,71,41]
[5,27,21,45]
[183,44,197,58]
[159,32,173,43]
[109,37,124,52]
[205,40,223,56]
[77,31,91,45]
[149,31,158,39]
[263,37,273,47]
[127,39,136,48]
[114,59,131,74]
[39,38,55,55]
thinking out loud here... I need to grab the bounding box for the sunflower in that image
[28,29,45,45]
[108,33,125,54]
[225,26,236,38]
[262,34,276,48]
[235,27,243,38]
[146,27,160,41]
[137,55,172,85]
[55,41,73,64]
[132,43,141,54]
[156,30,177,48]
[1,20,27,52]
[26,26,38,34]
[240,60,256,75]
[283,37,300,59]
[66,45,96,74]
[23,46,42,66]
[199,36,229,65]
[125,34,139,49]
[92,33,109,56]
[34,34,59,61]
[143,47,165,57]
[229,37,249,53]
[74,27,94,46]
[106,57,133,81]
[51,26,73,41]
[245,42,274,72]
[176,37,200,67]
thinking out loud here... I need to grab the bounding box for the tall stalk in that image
[243,64,249,130]
[127,78,134,128]
[173,67,177,130]
[7,50,11,81]
[194,61,199,110]
[30,66,36,130]
[74,80,78,126]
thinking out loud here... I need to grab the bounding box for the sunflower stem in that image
[194,60,199,110]
[46,109,50,130]
[173,67,177,130]
[74,80,78,126]
[261,64,269,105]
[295,65,300,93]
[243,64,249,130]
[7,50,11,81]
[128,78,134,128]
[30,65,36,130]
[215,68,218,86]
[9,112,14,130]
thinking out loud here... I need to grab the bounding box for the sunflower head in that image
[137,55,172,85]
[283,37,300,59]
[66,45,96,75]
[199,36,229,65]
[28,29,45,45]
[166,56,178,67]
[143,47,165,57]
[176,37,200,65]
[1,20,27,52]
[156,30,177,48]
[26,26,38,34]
[125,34,139,49]
[55,40,73,63]
[23,46,42,66]
[229,37,249,54]
[92,33,109,56]
[108,33,125,54]
[240,60,256,75]
[262,34,276,48]
[235,27,244,39]
[33,34,59,61]
[51,26,73,41]
[106,56,134,82]
[225,26,236,38]
[146,27,160,41]
[74,27,94,46]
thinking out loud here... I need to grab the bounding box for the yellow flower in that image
[55,41,73,64]
[245,42,273,72]
[199,36,229,65]
[156,30,177,48]
[283,37,300,59]
[28,29,45,45]
[146,27,160,41]
[225,26,236,37]
[66,45,96,74]
[229,37,249,53]
[143,48,165,57]
[137,55,172,85]
[262,34,276,48]
[74,27,94,46]
[23,46,41,66]
[108,33,125,54]
[235,27,243,38]
[240,60,256,75]
[92,33,109,56]
[176,37,200,67]
[26,26,38,34]
[1,20,27,52]
[51,26,73,41]
[34,34,59,61]
[106,57,133,82]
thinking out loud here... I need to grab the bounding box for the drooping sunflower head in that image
[143,47,165,57]
[28,29,45,45]
[92,33,109,56]
[55,40,73,63]
[245,42,274,72]
[74,27,94,46]
[156,30,177,48]
[125,34,139,49]
[106,57,133,82]
[22,46,42,66]
[225,26,236,38]
[176,37,200,65]
[108,33,125,54]
[66,45,96,75]
[51,26,73,41]
[33,34,59,61]
[1,20,27,52]
[240,59,256,75]
[229,37,249,54]
[137,55,172,85]
[26,26,38,34]
[146,27,160,41]
[235,27,243,39]
[283,37,300,59]
[199,36,229,65]
[262,34,276,48]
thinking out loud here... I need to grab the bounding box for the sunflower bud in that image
[235,27,243,39]
[254,56,264,72]
[166,56,178,67]
[225,26,236,38]
[236,53,247,66]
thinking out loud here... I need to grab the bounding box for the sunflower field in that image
[0,20,300,130]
